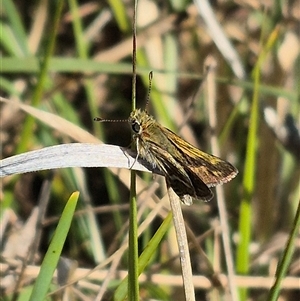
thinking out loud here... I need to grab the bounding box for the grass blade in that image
[29,192,79,301]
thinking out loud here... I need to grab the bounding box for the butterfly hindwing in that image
[144,141,213,204]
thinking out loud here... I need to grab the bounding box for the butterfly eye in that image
[132,121,140,133]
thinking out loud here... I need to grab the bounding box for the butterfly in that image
[127,108,238,205]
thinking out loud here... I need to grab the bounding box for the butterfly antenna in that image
[94,117,127,123]
[145,71,153,112]
[131,0,137,111]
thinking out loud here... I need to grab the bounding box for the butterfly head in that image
[129,109,154,135]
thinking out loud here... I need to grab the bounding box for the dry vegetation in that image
[1,0,299,300]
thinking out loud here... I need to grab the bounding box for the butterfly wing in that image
[162,127,238,187]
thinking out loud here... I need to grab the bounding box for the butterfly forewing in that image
[162,127,238,186]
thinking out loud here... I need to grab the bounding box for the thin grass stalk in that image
[128,0,139,300]
[205,56,239,301]
[128,174,139,300]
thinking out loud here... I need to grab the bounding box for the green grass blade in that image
[68,0,89,58]
[0,57,134,74]
[267,201,300,301]
[17,0,65,154]
[107,0,130,33]
[28,191,79,301]
[114,212,173,301]
[2,0,29,55]
[0,22,25,56]
[236,26,280,300]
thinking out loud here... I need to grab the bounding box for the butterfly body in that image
[129,109,238,205]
